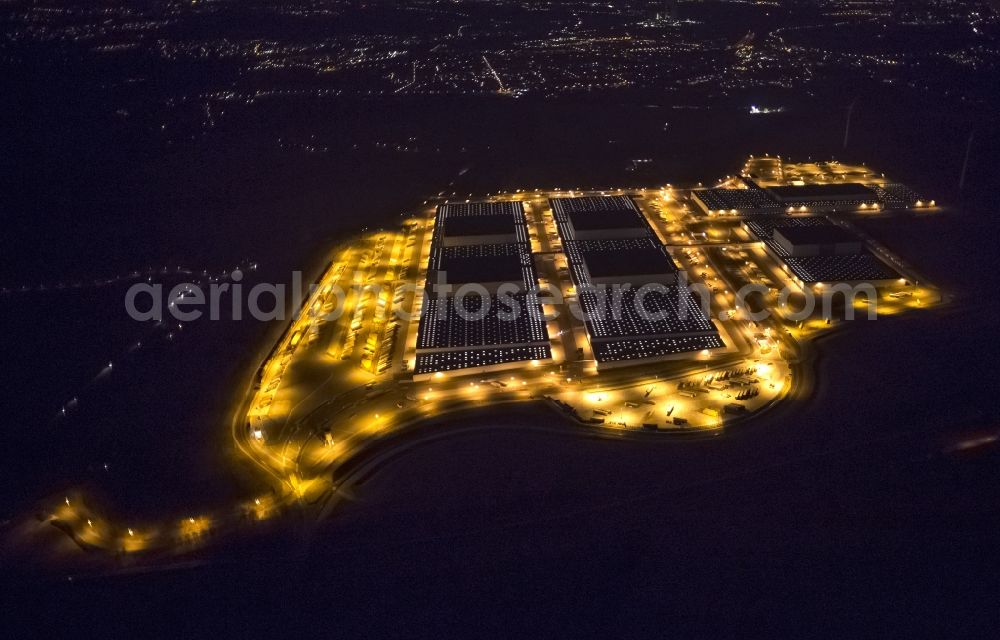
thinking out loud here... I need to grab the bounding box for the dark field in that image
[4,6,1000,634]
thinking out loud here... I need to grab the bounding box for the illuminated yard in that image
[20,156,943,561]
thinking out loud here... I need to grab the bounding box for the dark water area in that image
[4,61,1000,633]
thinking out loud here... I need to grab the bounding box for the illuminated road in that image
[17,157,943,564]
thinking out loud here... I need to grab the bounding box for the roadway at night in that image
[23,157,942,560]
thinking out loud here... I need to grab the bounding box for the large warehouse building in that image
[552,196,724,369]
[414,201,551,377]
[766,183,879,205]
[691,179,783,216]
[772,225,864,257]
[744,217,899,288]
[691,168,930,216]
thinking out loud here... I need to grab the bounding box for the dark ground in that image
[3,28,1000,637]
